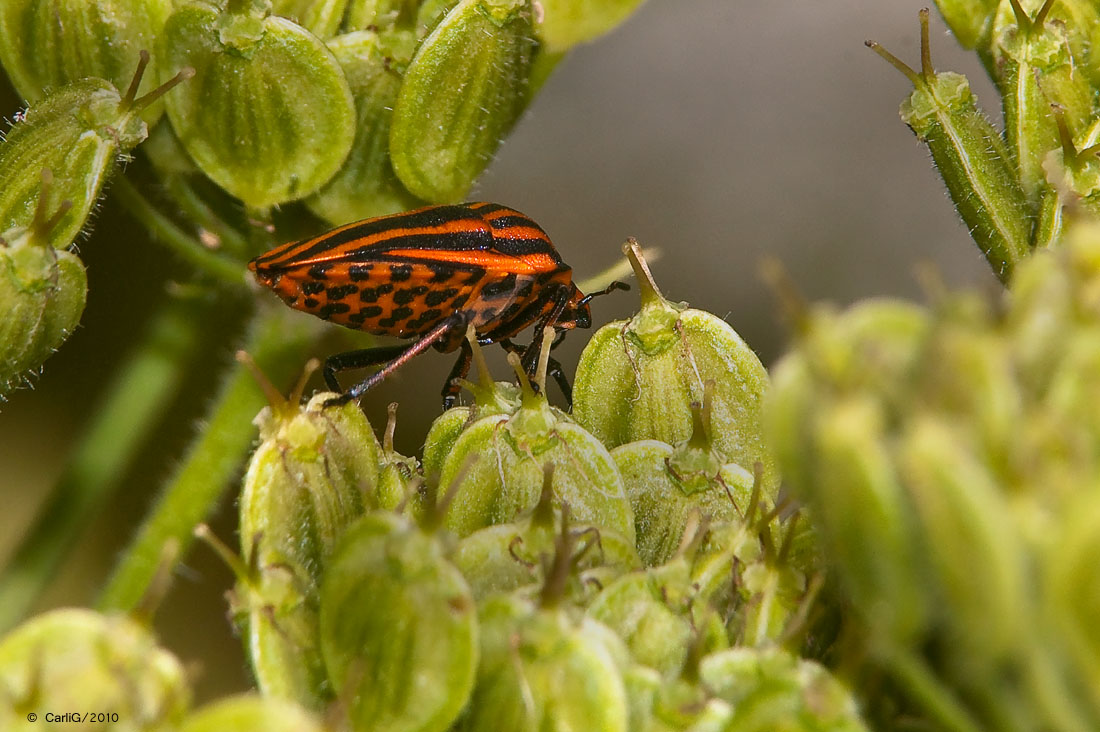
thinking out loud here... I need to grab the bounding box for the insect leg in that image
[323,345,408,392]
[498,336,574,408]
[324,314,468,407]
[519,284,574,373]
[441,338,474,410]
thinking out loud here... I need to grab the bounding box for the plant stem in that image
[96,307,320,613]
[113,177,247,287]
[162,174,251,259]
[0,293,218,633]
[884,646,985,732]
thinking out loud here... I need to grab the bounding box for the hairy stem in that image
[0,294,218,632]
[96,307,320,613]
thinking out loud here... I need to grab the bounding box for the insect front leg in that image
[498,336,574,408]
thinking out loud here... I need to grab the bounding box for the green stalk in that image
[97,307,321,613]
[0,293,218,632]
[113,176,247,287]
[884,646,985,732]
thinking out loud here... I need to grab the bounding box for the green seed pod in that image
[766,299,930,493]
[0,56,191,246]
[1040,116,1100,225]
[587,559,728,676]
[621,665,662,732]
[991,0,1100,88]
[236,359,381,707]
[933,0,998,50]
[271,0,348,38]
[574,241,775,490]
[899,416,1027,662]
[0,608,189,731]
[768,385,929,644]
[389,0,537,202]
[421,330,522,486]
[611,385,759,566]
[0,0,172,116]
[413,0,458,36]
[452,468,640,602]
[991,0,1093,203]
[535,0,646,53]
[438,352,635,542]
[0,173,86,397]
[699,648,870,732]
[461,593,629,732]
[161,1,355,209]
[1045,491,1100,696]
[179,694,323,732]
[868,11,1030,281]
[306,29,422,224]
[688,515,813,651]
[344,0,422,32]
[319,511,477,732]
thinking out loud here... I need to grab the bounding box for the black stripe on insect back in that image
[266,207,494,267]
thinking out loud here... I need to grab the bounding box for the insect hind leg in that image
[323,345,408,394]
[324,314,468,407]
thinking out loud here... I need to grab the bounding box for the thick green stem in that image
[0,294,217,632]
[96,307,320,613]
[113,177,247,287]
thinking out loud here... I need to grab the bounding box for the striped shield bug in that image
[248,202,628,408]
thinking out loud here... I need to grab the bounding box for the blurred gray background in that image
[0,0,997,700]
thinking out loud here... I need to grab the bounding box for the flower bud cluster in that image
[0,606,329,731]
[872,5,1100,280]
[212,244,867,730]
[769,221,1100,729]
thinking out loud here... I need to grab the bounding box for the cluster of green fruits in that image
[0,0,644,395]
[0,244,871,731]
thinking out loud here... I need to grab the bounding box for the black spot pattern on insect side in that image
[359,283,395,303]
[360,305,383,318]
[450,293,470,309]
[425,287,458,307]
[320,302,351,319]
[304,297,320,308]
[390,264,413,281]
[480,273,517,300]
[409,308,443,329]
[308,263,332,280]
[393,285,429,306]
[463,269,485,286]
[302,281,325,295]
[349,311,369,325]
[427,262,453,283]
[516,279,535,299]
[391,306,414,321]
[349,264,374,281]
[327,284,358,301]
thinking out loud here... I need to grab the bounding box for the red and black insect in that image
[248,202,627,408]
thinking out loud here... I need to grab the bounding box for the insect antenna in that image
[577,280,630,307]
